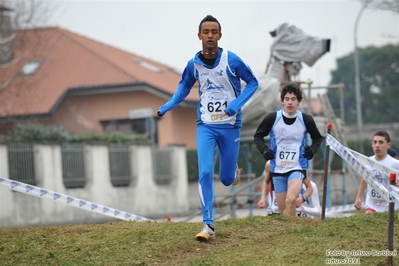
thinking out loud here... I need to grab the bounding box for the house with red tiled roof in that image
[0,27,199,148]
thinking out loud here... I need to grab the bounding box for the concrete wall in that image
[0,144,189,228]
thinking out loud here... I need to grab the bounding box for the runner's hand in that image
[263,149,275,161]
[303,146,316,160]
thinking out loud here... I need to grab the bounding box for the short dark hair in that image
[388,148,398,157]
[373,130,391,143]
[280,82,303,101]
[198,15,221,33]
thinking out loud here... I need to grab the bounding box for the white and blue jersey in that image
[267,188,280,215]
[254,109,324,177]
[365,155,399,212]
[269,110,308,174]
[158,48,258,128]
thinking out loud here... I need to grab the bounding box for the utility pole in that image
[354,1,369,154]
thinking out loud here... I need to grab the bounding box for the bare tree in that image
[0,0,52,29]
[359,0,399,13]
[0,0,56,114]
[0,0,56,65]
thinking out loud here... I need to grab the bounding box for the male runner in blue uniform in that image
[254,82,323,216]
[157,15,258,241]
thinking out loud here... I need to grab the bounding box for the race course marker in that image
[0,177,154,222]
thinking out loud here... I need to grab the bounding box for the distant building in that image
[0,26,199,147]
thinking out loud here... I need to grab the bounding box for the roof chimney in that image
[0,5,15,64]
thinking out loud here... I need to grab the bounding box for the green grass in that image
[0,213,398,265]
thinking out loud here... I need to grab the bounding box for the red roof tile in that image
[0,27,198,117]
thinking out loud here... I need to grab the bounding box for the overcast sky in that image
[41,0,398,94]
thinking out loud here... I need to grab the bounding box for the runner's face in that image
[198,21,221,52]
[372,135,391,159]
[281,92,300,115]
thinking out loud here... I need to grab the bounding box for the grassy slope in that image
[0,213,397,265]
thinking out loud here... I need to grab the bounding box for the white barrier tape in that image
[325,203,360,213]
[344,147,399,202]
[325,212,355,218]
[327,134,399,202]
[327,135,399,178]
[326,134,395,202]
[0,177,154,222]
[345,147,399,179]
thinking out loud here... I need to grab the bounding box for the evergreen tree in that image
[328,44,399,125]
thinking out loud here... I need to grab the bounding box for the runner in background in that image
[354,131,399,213]
[388,148,399,159]
[254,83,324,216]
[296,178,321,218]
[257,161,321,218]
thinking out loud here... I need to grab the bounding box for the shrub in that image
[0,122,149,144]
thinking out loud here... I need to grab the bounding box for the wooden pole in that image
[387,173,396,265]
[321,123,332,220]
